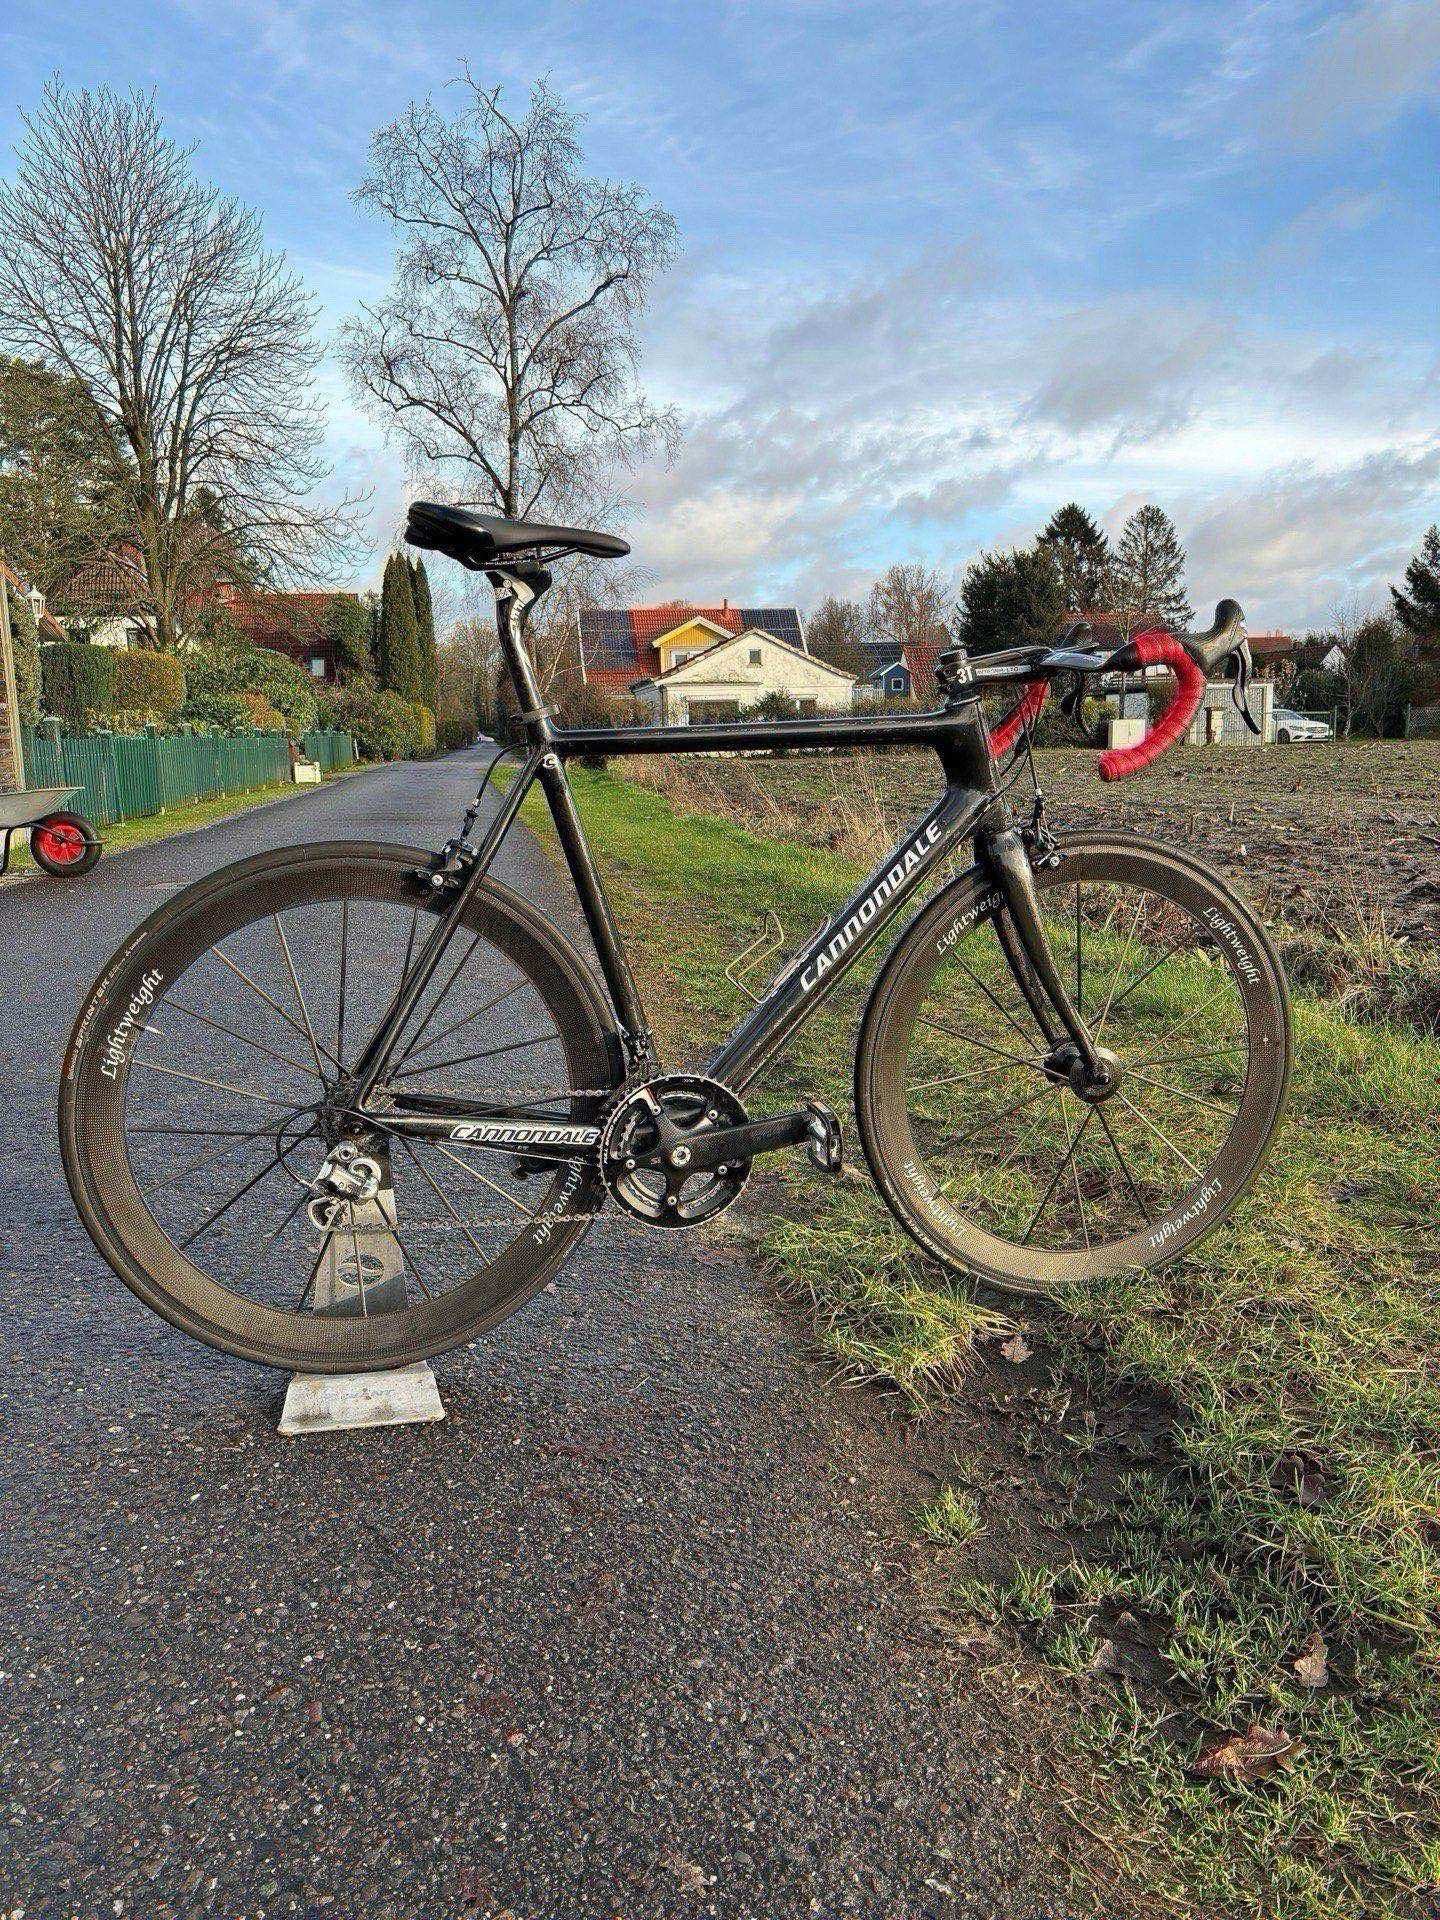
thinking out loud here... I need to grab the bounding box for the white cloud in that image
[1271,0,1440,148]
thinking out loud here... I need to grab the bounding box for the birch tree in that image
[341,75,678,526]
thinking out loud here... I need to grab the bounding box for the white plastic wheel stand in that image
[278,1151,446,1436]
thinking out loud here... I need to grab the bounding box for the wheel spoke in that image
[210,944,342,1071]
[1092,897,1147,1044]
[398,1138,490,1268]
[164,998,320,1081]
[387,931,488,1073]
[1124,1067,1237,1119]
[395,1030,557,1079]
[1091,1101,1153,1225]
[394,978,528,1073]
[273,914,327,1084]
[917,1016,1044,1073]
[1113,1089,1203,1178]
[132,1057,307,1111]
[337,897,349,1065]
[1061,1091,1091,1249]
[1020,1106,1094,1244]
[146,1119,291,1194]
[951,951,1039,1048]
[175,1151,287,1251]
[426,1139,537,1217]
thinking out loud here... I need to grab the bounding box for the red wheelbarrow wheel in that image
[30,809,101,877]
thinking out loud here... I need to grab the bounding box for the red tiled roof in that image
[901,638,946,699]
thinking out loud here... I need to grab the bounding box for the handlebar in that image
[976,599,1247,783]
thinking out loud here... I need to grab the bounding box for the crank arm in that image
[640,1108,814,1176]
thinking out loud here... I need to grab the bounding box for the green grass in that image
[916,1483,987,1547]
[529,765,1440,1920]
[2,767,364,878]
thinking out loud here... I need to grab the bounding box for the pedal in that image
[803,1100,843,1173]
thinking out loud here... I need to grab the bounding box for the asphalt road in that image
[0,748,1075,1920]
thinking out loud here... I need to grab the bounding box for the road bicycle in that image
[60,504,1290,1372]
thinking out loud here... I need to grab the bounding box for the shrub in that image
[438,713,476,751]
[182,690,259,733]
[40,639,117,730]
[237,691,286,731]
[409,700,437,756]
[182,638,318,734]
[329,685,422,761]
[113,648,185,725]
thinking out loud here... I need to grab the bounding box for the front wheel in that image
[61,843,617,1371]
[856,832,1290,1296]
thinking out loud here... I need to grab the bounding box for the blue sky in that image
[2,0,1438,627]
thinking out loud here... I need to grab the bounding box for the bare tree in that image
[868,563,951,662]
[0,82,363,648]
[341,75,678,527]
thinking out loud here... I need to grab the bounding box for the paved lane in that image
[0,748,1071,1919]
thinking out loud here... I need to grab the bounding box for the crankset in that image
[600,1076,843,1228]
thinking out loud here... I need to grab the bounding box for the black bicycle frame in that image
[353,563,1102,1145]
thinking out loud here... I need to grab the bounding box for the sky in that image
[1,0,1437,629]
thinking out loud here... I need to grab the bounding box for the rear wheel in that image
[61,843,617,1371]
[856,832,1290,1295]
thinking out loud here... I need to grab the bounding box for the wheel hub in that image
[600,1073,750,1228]
[1042,1040,1122,1103]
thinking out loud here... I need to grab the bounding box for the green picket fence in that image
[300,727,358,774]
[20,727,354,830]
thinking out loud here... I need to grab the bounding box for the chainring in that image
[599,1073,750,1228]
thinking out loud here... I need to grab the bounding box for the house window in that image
[310,657,326,677]
[797,699,818,714]
[748,647,762,666]
[888,675,903,693]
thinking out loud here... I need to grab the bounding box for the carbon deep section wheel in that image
[60,842,618,1371]
[855,831,1291,1295]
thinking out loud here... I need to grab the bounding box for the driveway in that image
[0,746,1075,1919]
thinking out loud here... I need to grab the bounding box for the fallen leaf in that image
[1194,1723,1304,1780]
[999,1333,1032,1363]
[1088,1637,1124,1677]
[1293,1632,1329,1690]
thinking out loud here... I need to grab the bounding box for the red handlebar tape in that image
[986,678,1048,758]
[1096,631,1205,782]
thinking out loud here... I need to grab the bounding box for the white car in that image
[1273,706,1333,743]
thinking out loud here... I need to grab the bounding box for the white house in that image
[631,623,856,723]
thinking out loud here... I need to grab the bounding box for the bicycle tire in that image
[856,831,1291,1295]
[60,842,619,1371]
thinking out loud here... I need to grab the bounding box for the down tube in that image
[707,781,992,1095]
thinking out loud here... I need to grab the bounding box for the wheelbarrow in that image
[0,786,102,877]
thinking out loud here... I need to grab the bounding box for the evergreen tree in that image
[324,593,374,683]
[1039,502,1111,616]
[1392,524,1440,685]
[955,545,1066,657]
[1113,504,1193,638]
[410,556,439,710]
[376,553,421,700]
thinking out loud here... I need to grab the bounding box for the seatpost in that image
[490,565,556,745]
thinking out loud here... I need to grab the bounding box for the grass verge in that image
[527,765,1440,1920]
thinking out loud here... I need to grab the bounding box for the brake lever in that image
[1230,637,1261,736]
